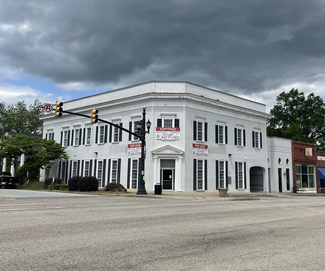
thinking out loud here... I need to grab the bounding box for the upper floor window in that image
[98,125,105,144]
[47,131,54,141]
[63,130,69,147]
[234,127,246,147]
[129,117,141,141]
[74,128,80,146]
[157,117,179,128]
[110,122,122,143]
[86,127,92,145]
[193,119,207,142]
[215,124,228,144]
[252,131,263,148]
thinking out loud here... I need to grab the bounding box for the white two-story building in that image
[40,81,270,193]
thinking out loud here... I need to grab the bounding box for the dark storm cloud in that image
[1,0,325,94]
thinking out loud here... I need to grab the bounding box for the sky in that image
[1,0,325,112]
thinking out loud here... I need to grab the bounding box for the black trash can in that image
[154,183,162,195]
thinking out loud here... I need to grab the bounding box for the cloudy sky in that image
[1,0,325,112]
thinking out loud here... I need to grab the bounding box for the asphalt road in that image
[1,191,325,270]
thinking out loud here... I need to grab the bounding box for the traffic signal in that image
[91,109,98,124]
[55,101,63,118]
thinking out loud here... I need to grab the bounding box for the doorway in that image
[160,159,175,190]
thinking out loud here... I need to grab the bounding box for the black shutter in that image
[102,159,106,187]
[193,159,197,191]
[157,119,162,127]
[244,162,247,189]
[119,123,123,142]
[107,159,111,184]
[69,160,72,179]
[117,159,121,184]
[71,130,74,146]
[78,129,81,145]
[204,122,208,142]
[45,133,48,140]
[95,127,98,144]
[108,125,112,143]
[77,160,80,177]
[225,126,228,144]
[260,132,262,148]
[234,128,237,145]
[58,161,61,181]
[83,128,85,145]
[252,131,255,148]
[215,125,219,143]
[105,125,109,143]
[175,119,179,128]
[243,129,246,146]
[216,160,219,189]
[127,158,131,189]
[129,122,132,141]
[89,160,93,176]
[61,131,63,146]
[235,162,238,189]
[65,161,68,183]
[193,121,197,141]
[226,161,228,188]
[204,160,208,190]
[67,130,70,146]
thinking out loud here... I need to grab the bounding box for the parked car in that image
[0,172,19,189]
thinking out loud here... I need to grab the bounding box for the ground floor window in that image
[97,160,103,187]
[296,164,315,189]
[131,159,138,189]
[197,160,204,190]
[111,160,118,183]
[320,179,325,188]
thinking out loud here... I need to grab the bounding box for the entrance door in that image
[162,169,174,190]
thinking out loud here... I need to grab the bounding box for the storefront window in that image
[296,164,315,190]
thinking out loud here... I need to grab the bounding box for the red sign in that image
[44,103,53,113]
[192,144,208,156]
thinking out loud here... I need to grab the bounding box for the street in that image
[1,191,325,270]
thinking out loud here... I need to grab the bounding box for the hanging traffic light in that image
[91,109,98,124]
[55,101,63,118]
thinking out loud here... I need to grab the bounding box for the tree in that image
[0,100,43,135]
[0,135,68,182]
[267,88,325,150]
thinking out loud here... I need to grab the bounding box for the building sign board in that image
[128,143,141,155]
[156,127,180,140]
[192,144,208,156]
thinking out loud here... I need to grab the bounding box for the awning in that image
[317,168,325,179]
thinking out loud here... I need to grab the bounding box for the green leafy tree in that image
[267,88,325,150]
[0,100,43,135]
[0,135,68,182]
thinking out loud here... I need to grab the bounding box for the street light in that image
[136,107,151,195]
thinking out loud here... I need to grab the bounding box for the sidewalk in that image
[110,190,275,201]
[106,190,325,201]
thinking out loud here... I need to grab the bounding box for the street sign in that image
[44,103,53,113]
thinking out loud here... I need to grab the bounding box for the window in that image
[157,115,179,128]
[252,131,262,148]
[61,161,67,181]
[99,126,105,144]
[131,159,138,189]
[215,124,227,144]
[63,130,69,147]
[219,161,226,188]
[193,120,207,142]
[113,126,119,142]
[234,128,245,147]
[72,161,78,177]
[86,127,92,145]
[164,119,173,127]
[97,160,103,187]
[197,160,204,190]
[296,164,315,189]
[111,160,118,183]
[47,132,54,141]
[129,118,141,141]
[237,162,244,189]
[74,129,80,146]
[84,161,90,176]
[235,161,246,189]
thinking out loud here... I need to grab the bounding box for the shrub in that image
[54,184,68,191]
[105,183,127,192]
[68,176,82,191]
[78,176,98,192]
[44,178,63,188]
